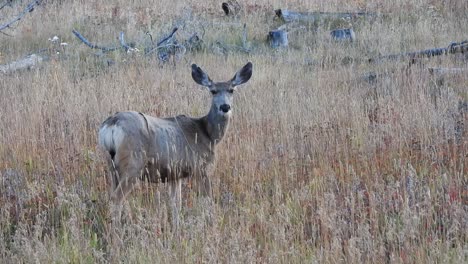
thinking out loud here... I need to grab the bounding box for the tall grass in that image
[1,0,467,263]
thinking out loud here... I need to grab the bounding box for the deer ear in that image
[191,64,212,87]
[231,62,252,87]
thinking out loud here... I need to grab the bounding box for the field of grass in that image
[0,0,467,263]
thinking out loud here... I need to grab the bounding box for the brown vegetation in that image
[0,0,466,263]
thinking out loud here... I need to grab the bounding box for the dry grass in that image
[1,0,467,263]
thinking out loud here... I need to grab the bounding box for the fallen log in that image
[370,40,468,63]
[0,53,44,74]
[275,9,376,24]
[428,67,468,75]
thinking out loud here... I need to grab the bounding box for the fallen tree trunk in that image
[275,9,376,24]
[370,40,468,63]
[0,53,44,74]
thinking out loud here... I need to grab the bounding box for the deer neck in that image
[203,105,231,145]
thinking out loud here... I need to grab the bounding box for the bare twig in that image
[0,30,12,36]
[72,29,120,52]
[0,0,41,32]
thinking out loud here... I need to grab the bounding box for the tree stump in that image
[331,28,356,41]
[268,30,288,48]
[222,0,242,16]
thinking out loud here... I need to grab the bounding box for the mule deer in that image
[98,62,253,226]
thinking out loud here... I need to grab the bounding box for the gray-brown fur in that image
[98,62,252,225]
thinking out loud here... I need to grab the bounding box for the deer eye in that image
[210,90,218,95]
[228,89,234,93]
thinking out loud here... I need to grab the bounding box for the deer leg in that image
[199,171,212,198]
[109,159,119,193]
[169,178,182,231]
[111,150,145,224]
[198,171,214,227]
[97,145,120,195]
[111,149,146,202]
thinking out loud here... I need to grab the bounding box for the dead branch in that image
[157,27,178,46]
[371,40,468,63]
[73,26,192,64]
[145,27,179,55]
[72,29,119,52]
[0,53,44,74]
[119,32,133,52]
[146,27,190,62]
[0,0,13,11]
[0,0,41,32]
[275,9,376,24]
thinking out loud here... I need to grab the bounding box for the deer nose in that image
[220,104,231,113]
